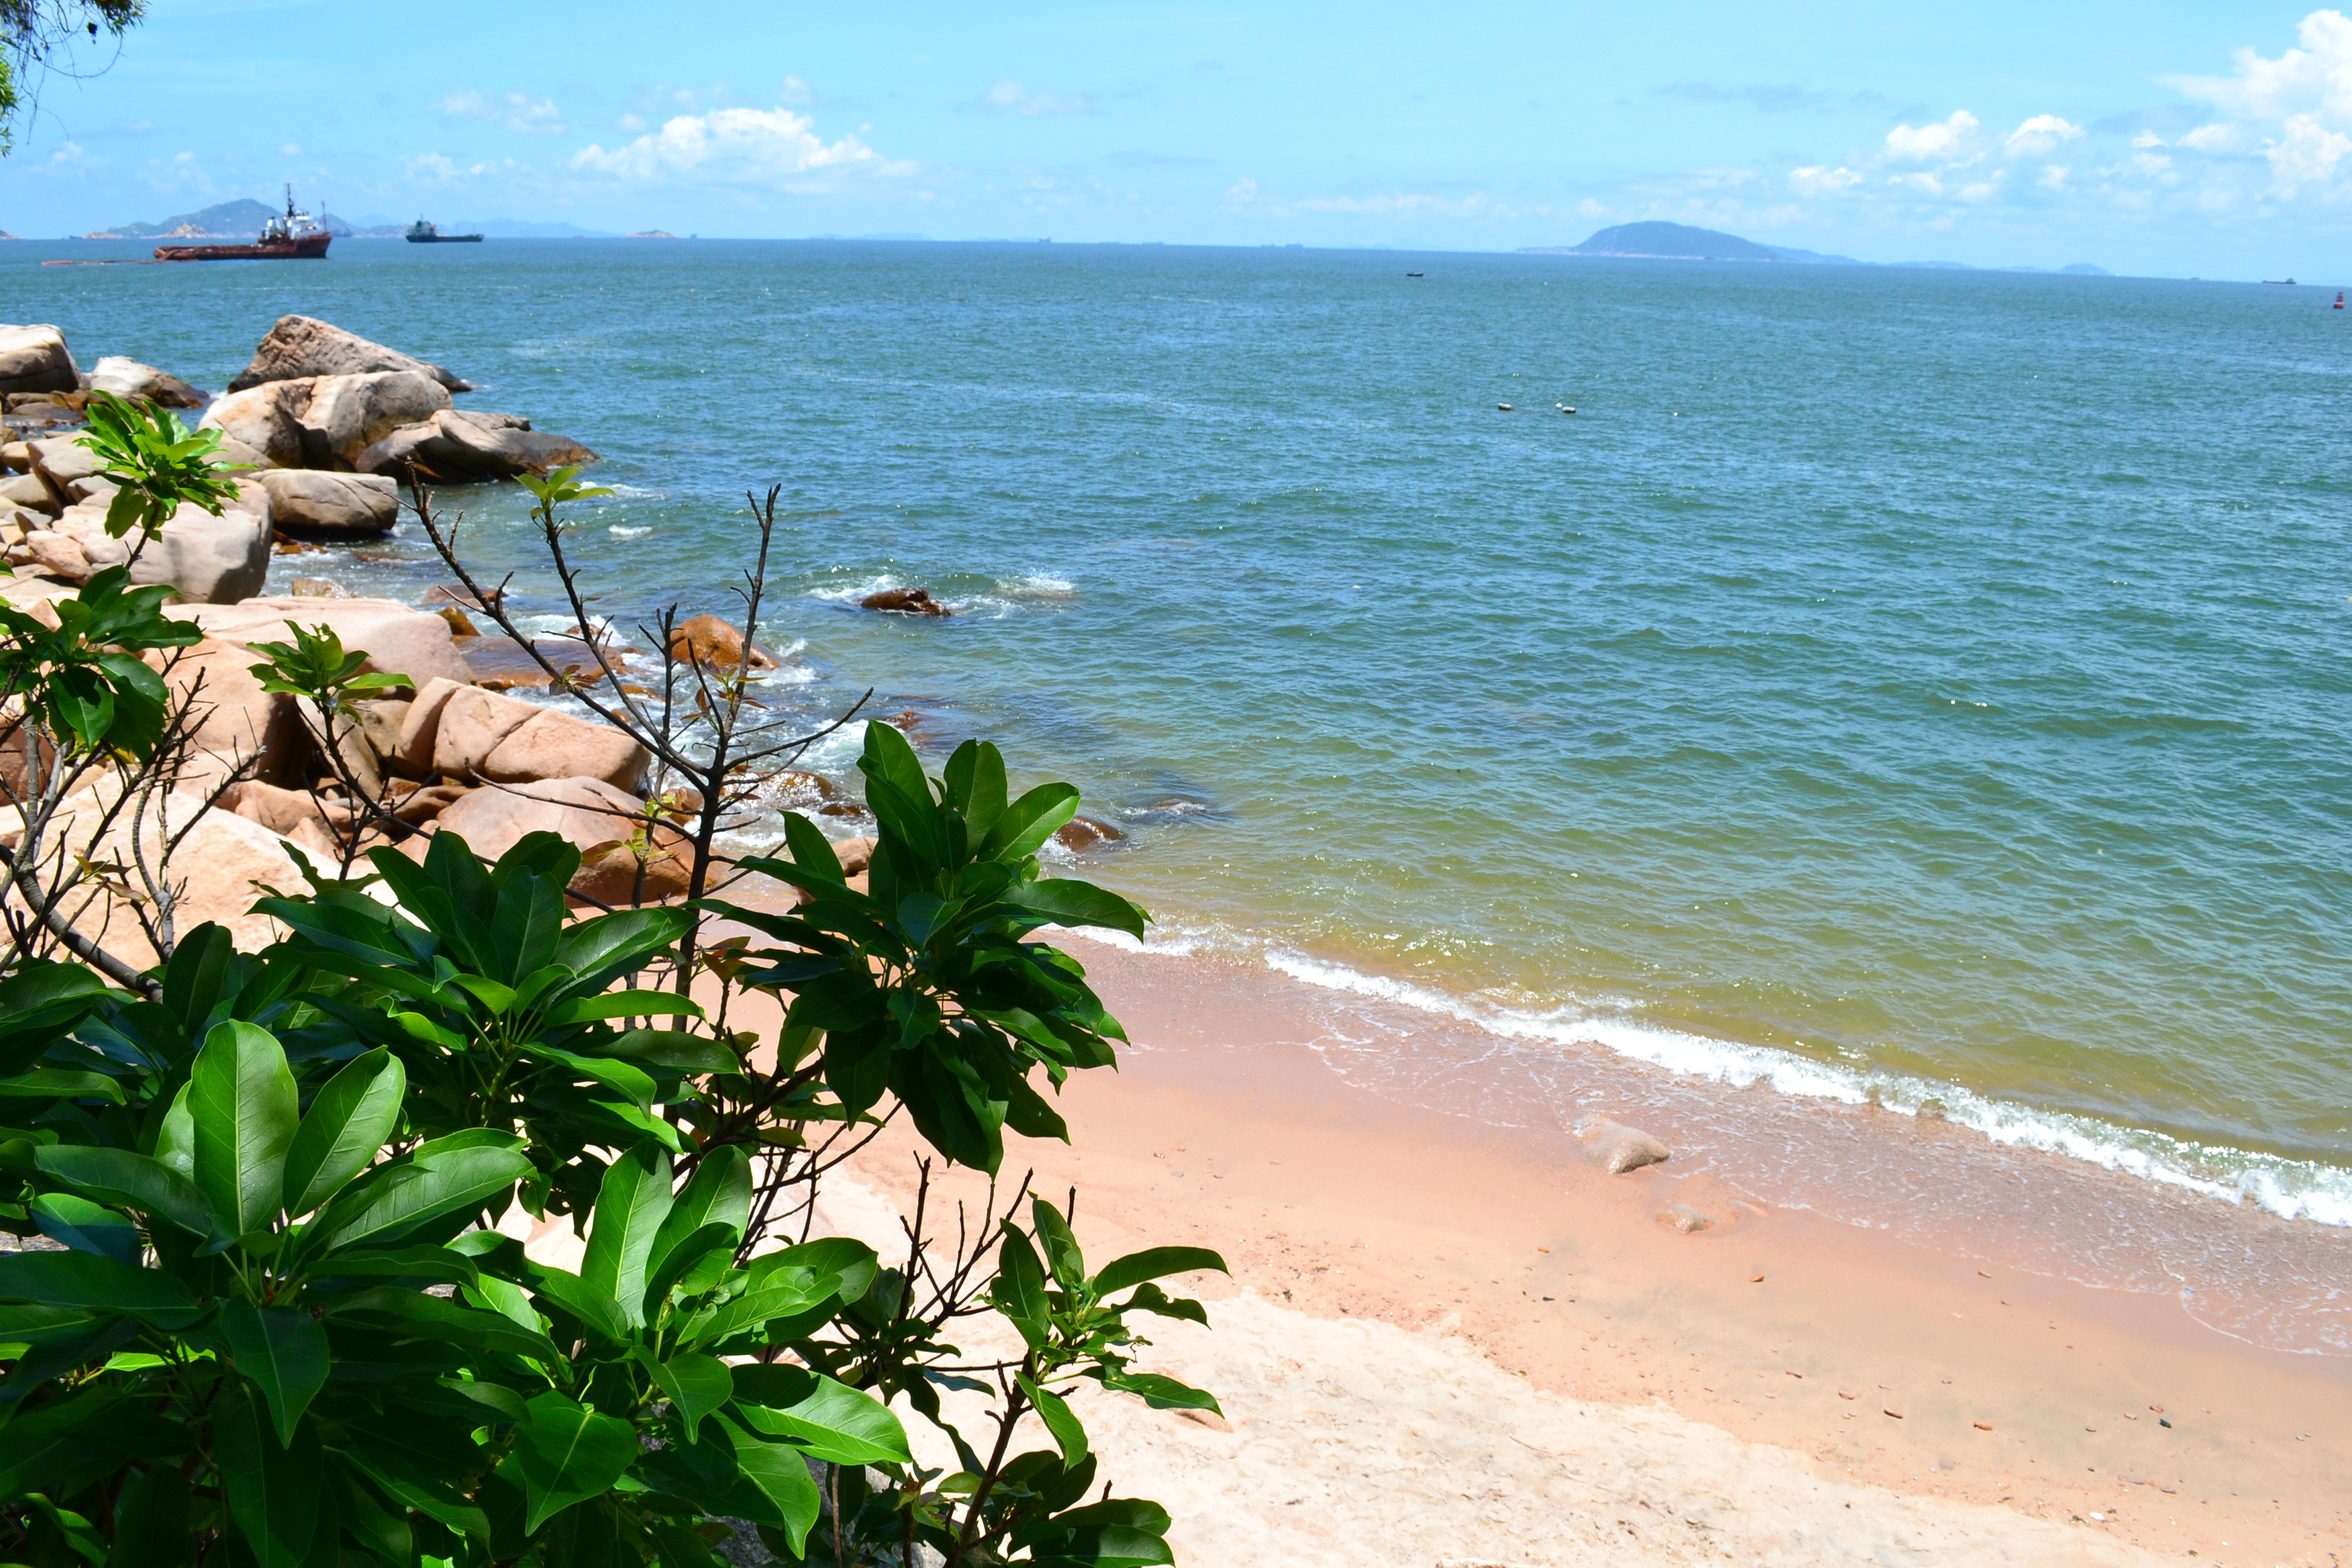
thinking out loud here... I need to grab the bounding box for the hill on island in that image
[1525,221,1790,261]
[84,198,405,239]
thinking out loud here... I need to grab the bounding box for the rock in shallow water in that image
[860,587,950,616]
[1576,1118,1672,1175]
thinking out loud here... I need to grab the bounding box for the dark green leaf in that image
[979,782,1081,862]
[580,1143,672,1331]
[502,1389,638,1533]
[189,1019,299,1235]
[1003,877,1149,940]
[728,1367,912,1463]
[0,1249,197,1322]
[319,1136,531,1253]
[1092,1246,1229,1297]
[220,1301,329,1446]
[35,1144,216,1239]
[713,1414,821,1552]
[993,1228,1049,1351]
[647,1351,732,1442]
[214,1384,320,1568]
[1021,1374,1089,1466]
[1098,1370,1222,1414]
[105,1464,192,1567]
[29,1193,140,1267]
[282,1047,404,1218]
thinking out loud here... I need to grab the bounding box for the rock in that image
[197,380,310,468]
[158,638,307,794]
[387,781,469,825]
[355,408,598,483]
[1657,1203,1713,1234]
[287,578,346,598]
[826,834,876,877]
[50,483,272,604]
[480,708,651,793]
[428,685,542,780]
[1053,816,1124,853]
[429,777,690,903]
[0,472,58,516]
[860,587,951,617]
[219,779,337,837]
[176,597,472,690]
[423,583,502,609]
[29,434,101,504]
[347,698,412,767]
[63,475,118,506]
[392,678,466,777]
[1577,1119,1672,1175]
[666,614,776,670]
[0,325,78,396]
[257,470,399,538]
[229,315,472,395]
[295,371,451,468]
[435,604,479,637]
[11,530,91,583]
[86,357,204,408]
[1,441,29,472]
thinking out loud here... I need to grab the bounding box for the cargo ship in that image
[154,187,330,261]
[406,218,483,244]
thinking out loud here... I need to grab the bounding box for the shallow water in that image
[17,236,2351,1224]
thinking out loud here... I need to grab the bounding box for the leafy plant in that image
[0,566,200,762]
[71,390,245,545]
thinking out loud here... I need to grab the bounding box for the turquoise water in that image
[18,238,2352,1219]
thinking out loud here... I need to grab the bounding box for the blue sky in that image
[4,1,2348,276]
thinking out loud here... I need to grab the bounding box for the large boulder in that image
[0,325,78,396]
[159,638,308,794]
[480,708,650,793]
[257,470,399,538]
[87,357,205,408]
[425,684,542,779]
[295,371,452,468]
[28,435,101,508]
[50,479,272,604]
[197,380,310,469]
[666,613,777,670]
[229,315,472,394]
[0,472,57,517]
[175,597,472,689]
[356,409,598,483]
[429,776,689,904]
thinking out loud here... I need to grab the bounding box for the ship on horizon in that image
[154,186,329,262]
[406,218,484,244]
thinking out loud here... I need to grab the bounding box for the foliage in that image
[0,565,198,762]
[0,703,1222,1564]
[0,1,142,152]
[71,390,244,544]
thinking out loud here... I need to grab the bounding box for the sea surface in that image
[15,237,2352,1236]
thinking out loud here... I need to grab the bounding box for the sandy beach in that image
[809,938,2352,1568]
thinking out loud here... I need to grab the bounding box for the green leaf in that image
[1092,1246,1230,1297]
[214,1383,320,1568]
[712,1414,822,1552]
[105,1464,192,1567]
[524,1264,630,1344]
[0,1249,197,1323]
[579,1143,673,1332]
[0,1068,124,1102]
[502,1389,638,1533]
[29,1193,141,1267]
[1003,877,1149,939]
[189,1020,299,1235]
[992,1228,1050,1351]
[979,781,1081,862]
[645,1145,750,1279]
[728,1367,912,1464]
[1020,1374,1089,1466]
[647,1352,732,1442]
[219,1301,329,1447]
[543,990,705,1026]
[1098,1370,1222,1414]
[318,1136,531,1253]
[640,1222,736,1316]
[33,1145,212,1237]
[325,1285,561,1362]
[281,1047,405,1218]
[1031,1197,1084,1290]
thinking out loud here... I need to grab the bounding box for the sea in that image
[14,237,2351,1329]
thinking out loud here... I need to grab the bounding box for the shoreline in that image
[836,935,2352,1565]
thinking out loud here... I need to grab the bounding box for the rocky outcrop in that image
[480,708,649,793]
[296,371,451,468]
[197,382,307,469]
[383,679,646,791]
[87,357,205,408]
[35,479,274,604]
[355,408,598,483]
[429,777,689,903]
[666,614,776,670]
[0,325,78,396]
[0,472,58,518]
[177,597,473,690]
[861,587,951,617]
[228,315,472,395]
[28,436,102,508]
[257,470,399,538]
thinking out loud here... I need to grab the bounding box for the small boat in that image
[1497,403,1514,412]
[407,218,484,244]
[155,186,329,261]
[1556,403,1576,414]
[1406,270,1424,277]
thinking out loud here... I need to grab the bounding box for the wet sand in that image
[824,938,2352,1567]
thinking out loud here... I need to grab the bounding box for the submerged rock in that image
[860,587,950,617]
[229,314,472,394]
[666,614,777,670]
[1054,816,1125,853]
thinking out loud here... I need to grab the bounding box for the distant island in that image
[1520,220,2110,276]
[83,199,621,241]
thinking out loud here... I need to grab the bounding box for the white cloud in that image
[1884,110,1979,163]
[2172,8,2352,122]
[572,106,901,187]
[1788,164,1862,195]
[279,142,301,157]
[2178,122,2244,152]
[2266,111,2352,193]
[434,87,566,135]
[968,79,1096,116]
[2005,114,2082,157]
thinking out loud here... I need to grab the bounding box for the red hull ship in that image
[155,186,331,262]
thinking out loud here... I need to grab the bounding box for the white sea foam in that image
[1253,946,2352,1228]
[608,525,653,538]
